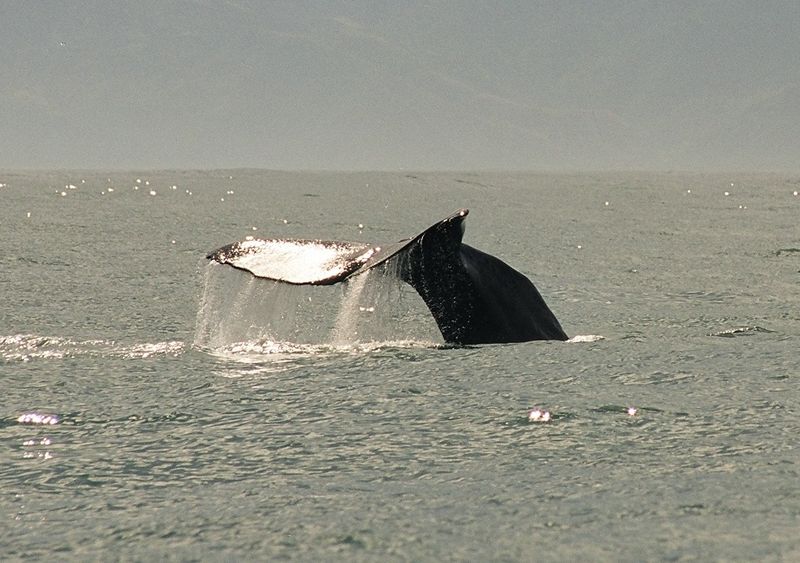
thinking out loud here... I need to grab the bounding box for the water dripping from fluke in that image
[193,260,443,358]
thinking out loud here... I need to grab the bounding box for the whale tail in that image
[207,209,567,345]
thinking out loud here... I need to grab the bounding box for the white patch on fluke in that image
[217,239,376,285]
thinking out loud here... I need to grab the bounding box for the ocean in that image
[1,170,798,561]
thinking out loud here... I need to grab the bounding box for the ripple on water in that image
[0,334,185,362]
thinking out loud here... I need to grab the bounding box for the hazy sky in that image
[2,1,799,171]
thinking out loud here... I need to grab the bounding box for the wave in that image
[709,326,776,338]
[198,336,442,365]
[0,334,185,362]
[567,334,606,343]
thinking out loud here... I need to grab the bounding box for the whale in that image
[207,209,568,345]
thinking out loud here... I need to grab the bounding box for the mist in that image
[2,1,799,171]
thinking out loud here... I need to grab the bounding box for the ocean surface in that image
[1,170,798,561]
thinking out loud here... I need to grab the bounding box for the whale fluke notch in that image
[206,208,568,345]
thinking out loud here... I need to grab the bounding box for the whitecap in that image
[17,412,60,425]
[567,334,605,343]
[0,334,186,361]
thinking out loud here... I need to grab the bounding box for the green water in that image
[1,170,798,560]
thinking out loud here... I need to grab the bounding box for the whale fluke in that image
[207,209,567,345]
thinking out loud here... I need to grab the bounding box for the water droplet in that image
[527,407,551,422]
[17,412,60,425]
